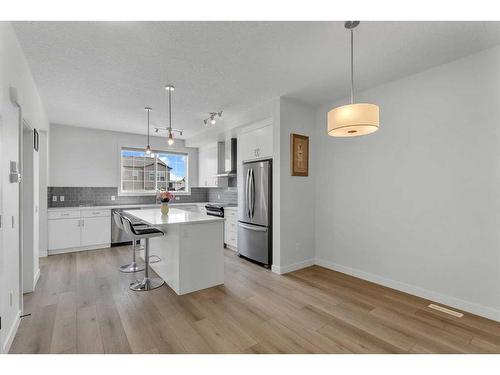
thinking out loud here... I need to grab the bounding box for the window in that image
[120,148,188,194]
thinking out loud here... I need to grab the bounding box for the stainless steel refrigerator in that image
[238,159,272,267]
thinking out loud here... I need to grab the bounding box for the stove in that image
[205,203,236,217]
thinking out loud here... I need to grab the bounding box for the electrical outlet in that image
[175,196,180,200]
[111,195,116,201]
[60,196,65,202]
[52,195,57,202]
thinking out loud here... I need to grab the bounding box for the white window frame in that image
[119,147,190,196]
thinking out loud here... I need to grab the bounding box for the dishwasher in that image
[111,207,145,246]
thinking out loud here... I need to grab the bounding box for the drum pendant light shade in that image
[328,21,379,138]
[327,103,379,137]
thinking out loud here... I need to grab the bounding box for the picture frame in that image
[290,133,309,176]
[33,128,39,152]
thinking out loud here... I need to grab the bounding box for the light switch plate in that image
[60,196,65,202]
[52,196,57,202]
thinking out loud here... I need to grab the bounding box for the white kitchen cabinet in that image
[81,216,111,247]
[198,143,218,187]
[48,208,111,254]
[48,217,81,250]
[239,123,273,162]
[224,208,238,250]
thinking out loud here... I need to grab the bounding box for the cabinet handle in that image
[81,219,85,227]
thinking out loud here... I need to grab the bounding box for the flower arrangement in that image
[157,189,175,203]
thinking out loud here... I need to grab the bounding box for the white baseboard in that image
[315,258,500,323]
[272,258,315,275]
[1,310,21,354]
[48,243,110,255]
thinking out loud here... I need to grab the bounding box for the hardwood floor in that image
[9,246,500,354]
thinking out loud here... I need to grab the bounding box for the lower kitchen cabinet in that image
[48,208,111,254]
[48,217,81,251]
[224,209,238,249]
[81,216,111,247]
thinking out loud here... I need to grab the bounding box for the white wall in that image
[49,123,199,189]
[275,97,316,273]
[22,126,39,293]
[39,130,48,257]
[0,22,49,353]
[314,46,500,321]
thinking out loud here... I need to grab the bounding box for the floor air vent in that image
[428,303,464,318]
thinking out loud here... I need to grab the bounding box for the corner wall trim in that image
[1,310,21,354]
[272,258,315,275]
[315,258,500,323]
[33,268,40,289]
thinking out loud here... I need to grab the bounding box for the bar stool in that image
[113,211,145,273]
[121,215,165,291]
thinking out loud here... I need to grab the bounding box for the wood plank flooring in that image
[9,246,500,354]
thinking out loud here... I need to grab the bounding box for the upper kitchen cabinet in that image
[238,121,273,162]
[198,143,218,187]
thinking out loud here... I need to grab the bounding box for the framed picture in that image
[33,128,39,152]
[290,133,309,176]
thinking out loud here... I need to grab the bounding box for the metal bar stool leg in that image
[119,239,145,273]
[130,238,164,291]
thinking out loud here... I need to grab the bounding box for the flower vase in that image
[160,202,170,215]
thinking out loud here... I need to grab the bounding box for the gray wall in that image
[314,46,500,320]
[49,123,199,189]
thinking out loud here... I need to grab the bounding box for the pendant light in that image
[165,84,175,146]
[327,21,379,137]
[145,106,152,155]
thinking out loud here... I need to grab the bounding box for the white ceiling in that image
[13,21,500,141]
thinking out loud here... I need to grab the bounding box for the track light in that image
[204,111,222,126]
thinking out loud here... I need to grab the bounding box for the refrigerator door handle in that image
[245,168,251,218]
[250,168,255,218]
[238,222,268,232]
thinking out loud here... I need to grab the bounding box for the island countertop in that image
[124,207,225,226]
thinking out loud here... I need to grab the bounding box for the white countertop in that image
[48,202,209,211]
[124,208,225,225]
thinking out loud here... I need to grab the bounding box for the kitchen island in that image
[124,208,225,295]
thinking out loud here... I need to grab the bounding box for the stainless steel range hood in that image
[215,138,237,177]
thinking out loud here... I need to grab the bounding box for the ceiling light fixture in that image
[327,21,379,137]
[165,84,175,146]
[145,106,152,155]
[203,111,222,127]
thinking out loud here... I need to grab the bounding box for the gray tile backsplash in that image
[48,187,209,208]
[207,187,238,205]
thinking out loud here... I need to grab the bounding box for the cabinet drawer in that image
[82,209,111,218]
[48,210,80,220]
[225,220,237,233]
